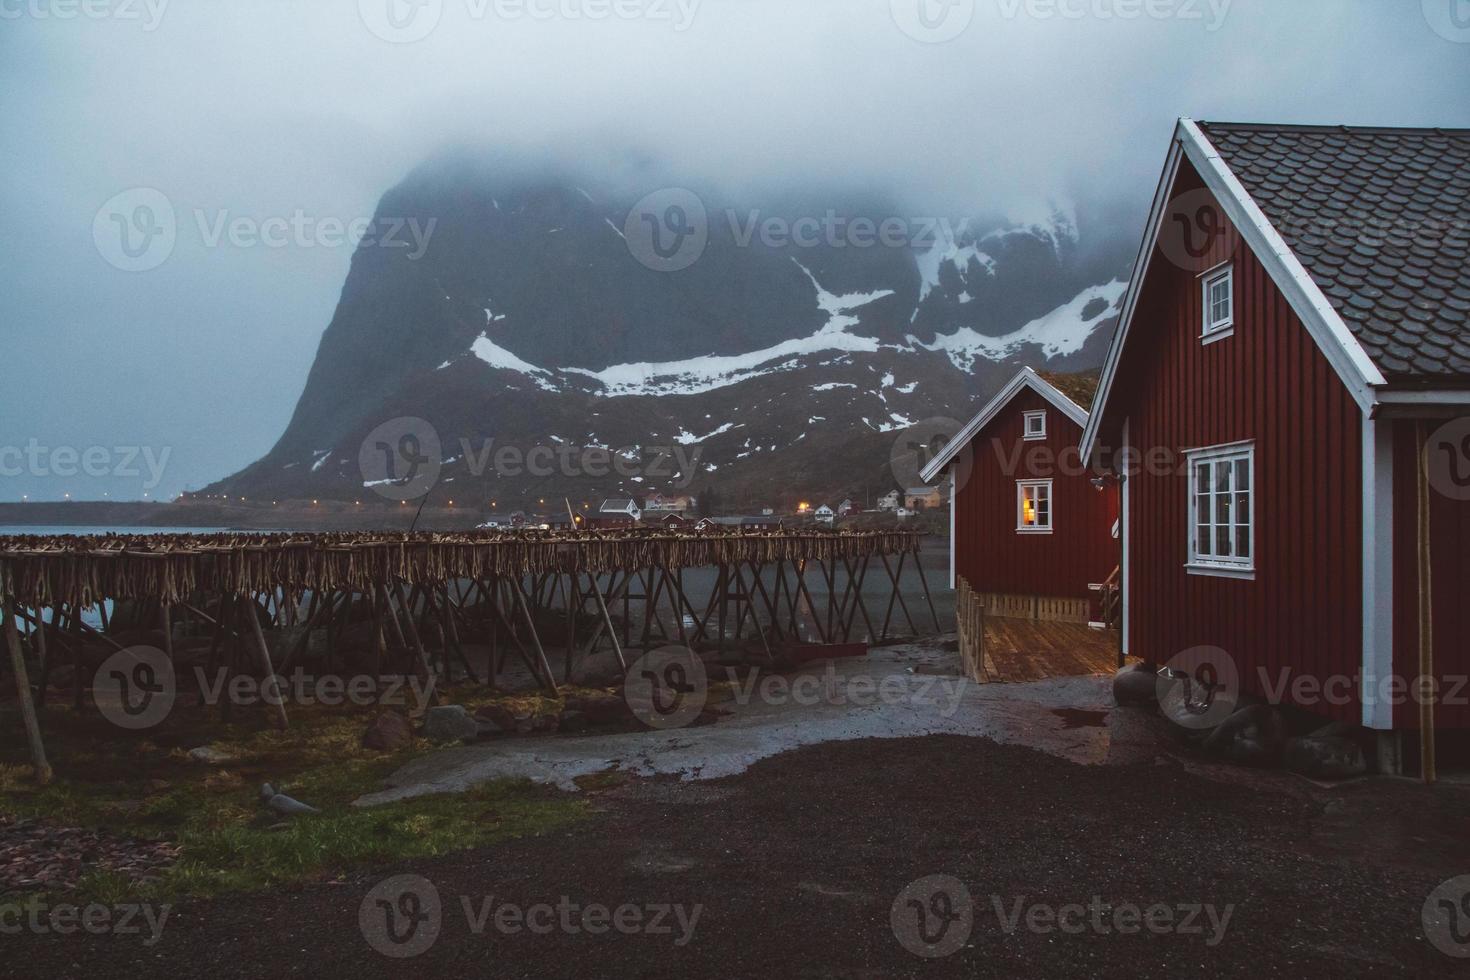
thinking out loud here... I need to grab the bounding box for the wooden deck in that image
[980,617,1122,683]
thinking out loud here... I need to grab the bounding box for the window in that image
[1187,442,1254,576]
[1023,411,1047,441]
[1017,480,1052,533]
[1201,263,1234,339]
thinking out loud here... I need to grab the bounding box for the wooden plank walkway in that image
[982,617,1122,683]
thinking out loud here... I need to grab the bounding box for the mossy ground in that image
[0,687,592,903]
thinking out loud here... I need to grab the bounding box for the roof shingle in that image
[1198,122,1470,386]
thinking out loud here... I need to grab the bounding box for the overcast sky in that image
[2,0,1466,501]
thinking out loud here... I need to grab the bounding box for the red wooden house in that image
[922,367,1119,625]
[1081,120,1470,774]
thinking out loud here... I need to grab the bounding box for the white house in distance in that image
[814,504,835,524]
[877,490,901,511]
[598,498,642,521]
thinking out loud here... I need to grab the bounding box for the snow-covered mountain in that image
[208,152,1131,509]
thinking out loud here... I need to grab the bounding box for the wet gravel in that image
[5,736,1467,978]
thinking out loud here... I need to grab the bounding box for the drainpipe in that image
[1415,421,1437,784]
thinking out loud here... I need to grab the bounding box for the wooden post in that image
[5,603,52,785]
[241,594,290,730]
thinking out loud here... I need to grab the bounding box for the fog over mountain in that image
[2,0,1467,501]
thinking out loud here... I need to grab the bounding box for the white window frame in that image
[1186,441,1254,579]
[1016,479,1053,534]
[1023,410,1047,441]
[1200,262,1235,343]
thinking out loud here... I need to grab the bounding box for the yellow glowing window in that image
[1017,480,1052,533]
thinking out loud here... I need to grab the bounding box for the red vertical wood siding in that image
[1391,420,1470,730]
[953,388,1119,600]
[1109,162,1364,724]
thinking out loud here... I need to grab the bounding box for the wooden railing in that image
[955,576,990,683]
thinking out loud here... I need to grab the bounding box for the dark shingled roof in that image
[1197,122,1470,386]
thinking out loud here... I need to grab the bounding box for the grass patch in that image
[1,694,589,903]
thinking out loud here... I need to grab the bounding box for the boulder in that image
[361,711,414,752]
[559,709,588,733]
[1112,662,1158,706]
[187,745,234,765]
[1283,724,1367,779]
[1202,704,1287,766]
[422,704,479,743]
[474,703,517,731]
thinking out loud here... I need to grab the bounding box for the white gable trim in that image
[1081,118,1387,461]
[920,366,1088,483]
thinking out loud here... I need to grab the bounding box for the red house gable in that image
[924,367,1118,614]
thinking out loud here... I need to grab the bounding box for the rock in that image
[532,713,558,733]
[1112,662,1158,706]
[1284,732,1367,779]
[259,783,319,816]
[559,710,588,732]
[361,711,414,752]
[513,711,535,734]
[187,745,234,765]
[1202,705,1287,766]
[475,716,505,738]
[144,779,172,794]
[422,704,480,743]
[474,703,517,731]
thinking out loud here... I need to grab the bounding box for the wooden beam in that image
[5,603,52,785]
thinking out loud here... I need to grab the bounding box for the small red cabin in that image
[1082,119,1470,774]
[923,367,1120,625]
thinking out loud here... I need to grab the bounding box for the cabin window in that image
[1186,442,1254,577]
[1023,411,1047,441]
[1201,264,1234,340]
[1017,480,1052,533]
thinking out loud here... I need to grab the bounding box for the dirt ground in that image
[4,730,1468,979]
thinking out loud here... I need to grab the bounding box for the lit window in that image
[1202,264,1234,339]
[1017,480,1052,533]
[1187,442,1254,575]
[1023,411,1047,441]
